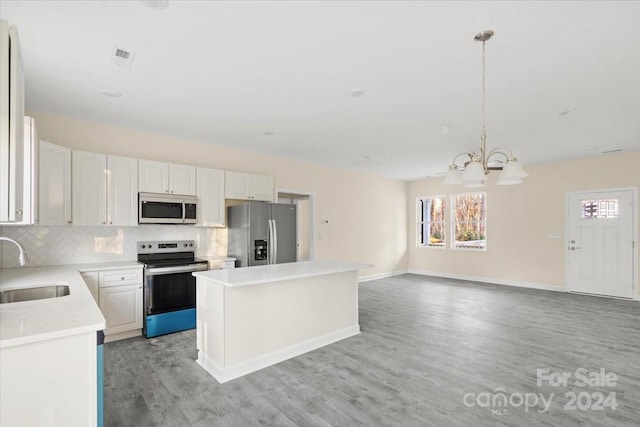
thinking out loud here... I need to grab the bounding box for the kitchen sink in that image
[0,285,70,304]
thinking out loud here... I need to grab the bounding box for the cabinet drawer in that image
[99,268,142,287]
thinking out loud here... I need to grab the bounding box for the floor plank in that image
[104,274,640,426]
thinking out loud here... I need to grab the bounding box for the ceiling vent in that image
[110,46,135,67]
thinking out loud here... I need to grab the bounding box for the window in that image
[453,193,486,249]
[418,196,446,247]
[581,199,619,219]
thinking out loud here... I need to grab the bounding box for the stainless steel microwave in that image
[138,192,197,224]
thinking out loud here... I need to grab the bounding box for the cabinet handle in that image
[68,220,72,224]
[102,221,106,225]
[121,277,125,280]
[109,222,113,225]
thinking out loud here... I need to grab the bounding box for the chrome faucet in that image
[0,237,29,266]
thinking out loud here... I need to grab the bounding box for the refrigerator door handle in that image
[273,220,278,264]
[268,219,274,264]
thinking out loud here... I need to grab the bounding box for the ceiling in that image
[2,1,639,181]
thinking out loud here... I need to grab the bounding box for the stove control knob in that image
[184,243,188,247]
[190,243,193,247]
[141,245,146,249]
[148,244,153,249]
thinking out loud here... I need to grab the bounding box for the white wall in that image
[19,111,408,277]
[408,151,640,296]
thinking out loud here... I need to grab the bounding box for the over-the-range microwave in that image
[138,192,197,224]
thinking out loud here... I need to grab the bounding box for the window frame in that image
[416,196,447,249]
[451,191,487,251]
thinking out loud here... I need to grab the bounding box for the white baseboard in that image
[407,269,564,292]
[196,325,361,383]
[359,269,408,282]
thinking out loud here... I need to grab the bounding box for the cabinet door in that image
[169,163,196,195]
[196,167,225,227]
[138,159,168,193]
[72,150,107,226]
[249,174,274,201]
[99,284,143,335]
[107,155,138,226]
[225,171,249,199]
[38,141,72,225]
[81,272,100,304]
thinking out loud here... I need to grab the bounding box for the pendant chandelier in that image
[443,30,528,187]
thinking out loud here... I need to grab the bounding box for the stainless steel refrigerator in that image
[227,202,297,267]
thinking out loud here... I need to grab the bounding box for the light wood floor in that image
[104,274,640,426]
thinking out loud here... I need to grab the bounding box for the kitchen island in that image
[0,265,107,427]
[193,260,372,383]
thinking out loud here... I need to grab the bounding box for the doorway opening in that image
[277,190,315,262]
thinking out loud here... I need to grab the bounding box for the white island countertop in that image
[0,266,107,349]
[193,260,373,287]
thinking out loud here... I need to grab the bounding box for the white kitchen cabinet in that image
[99,284,143,336]
[1,116,38,225]
[38,141,72,225]
[72,150,106,226]
[98,268,143,339]
[196,167,225,227]
[225,171,274,201]
[138,159,196,195]
[0,20,25,223]
[72,150,137,226]
[81,271,100,304]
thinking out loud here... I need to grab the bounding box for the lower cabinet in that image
[81,267,144,342]
[99,284,143,336]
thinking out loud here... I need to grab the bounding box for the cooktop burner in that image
[137,240,208,268]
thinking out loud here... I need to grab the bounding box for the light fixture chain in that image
[481,40,487,139]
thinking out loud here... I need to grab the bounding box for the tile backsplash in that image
[0,225,227,268]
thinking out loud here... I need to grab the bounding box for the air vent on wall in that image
[110,46,136,67]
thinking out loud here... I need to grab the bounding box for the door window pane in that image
[581,199,619,219]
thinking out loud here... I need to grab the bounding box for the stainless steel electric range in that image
[137,240,209,338]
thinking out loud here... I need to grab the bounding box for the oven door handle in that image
[145,263,209,276]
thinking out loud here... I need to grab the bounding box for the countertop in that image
[0,260,139,349]
[193,260,373,288]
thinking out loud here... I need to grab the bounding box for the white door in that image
[225,171,249,199]
[38,141,71,225]
[567,189,635,298]
[169,163,196,195]
[196,167,225,227]
[107,155,137,226]
[249,174,274,201]
[138,159,168,193]
[72,150,107,226]
[99,284,143,335]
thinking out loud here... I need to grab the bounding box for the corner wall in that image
[408,151,640,296]
[26,111,408,277]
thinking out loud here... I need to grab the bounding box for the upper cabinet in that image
[72,150,137,226]
[225,171,274,201]
[0,20,25,222]
[139,159,196,196]
[39,141,71,225]
[196,167,225,227]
